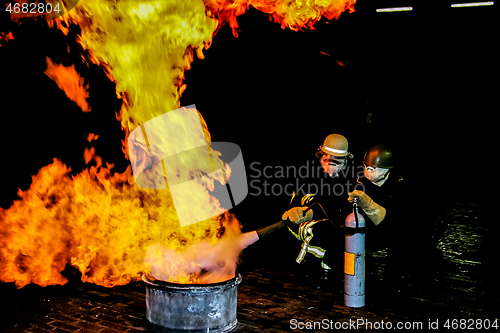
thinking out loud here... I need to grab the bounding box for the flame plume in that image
[1,0,356,288]
[45,57,91,112]
[204,0,356,36]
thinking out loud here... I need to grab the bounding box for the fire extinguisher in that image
[344,197,366,308]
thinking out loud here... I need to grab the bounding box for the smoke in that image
[145,213,258,284]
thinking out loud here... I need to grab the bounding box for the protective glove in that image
[282,206,313,224]
[347,190,371,208]
[348,190,386,226]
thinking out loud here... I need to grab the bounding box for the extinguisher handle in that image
[353,197,360,228]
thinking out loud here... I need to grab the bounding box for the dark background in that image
[1,2,498,266]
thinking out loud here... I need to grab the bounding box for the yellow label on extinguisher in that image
[345,252,355,275]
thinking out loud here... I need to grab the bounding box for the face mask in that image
[364,165,390,185]
[321,155,346,176]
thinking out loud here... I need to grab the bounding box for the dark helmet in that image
[363,144,394,168]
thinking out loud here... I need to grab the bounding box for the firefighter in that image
[282,134,356,285]
[347,144,433,292]
[347,144,400,227]
[346,143,407,254]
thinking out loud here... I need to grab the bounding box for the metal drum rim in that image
[142,272,242,292]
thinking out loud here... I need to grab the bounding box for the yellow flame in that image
[50,0,218,135]
[203,0,356,36]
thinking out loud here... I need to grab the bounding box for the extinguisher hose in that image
[303,202,344,232]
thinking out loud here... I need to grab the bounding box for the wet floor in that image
[368,196,498,293]
[0,195,498,332]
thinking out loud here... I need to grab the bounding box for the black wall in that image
[1,3,498,214]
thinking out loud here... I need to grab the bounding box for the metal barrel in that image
[143,273,242,332]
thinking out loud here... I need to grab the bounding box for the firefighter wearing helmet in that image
[282,134,356,285]
[347,144,397,226]
[350,143,440,293]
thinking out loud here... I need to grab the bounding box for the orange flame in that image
[204,0,357,36]
[0,32,15,47]
[44,57,91,112]
[87,133,99,142]
[1,0,356,288]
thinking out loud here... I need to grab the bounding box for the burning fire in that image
[204,0,356,36]
[1,0,356,288]
[45,57,91,112]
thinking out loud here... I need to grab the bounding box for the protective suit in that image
[347,144,436,292]
[283,134,356,280]
[347,144,405,248]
